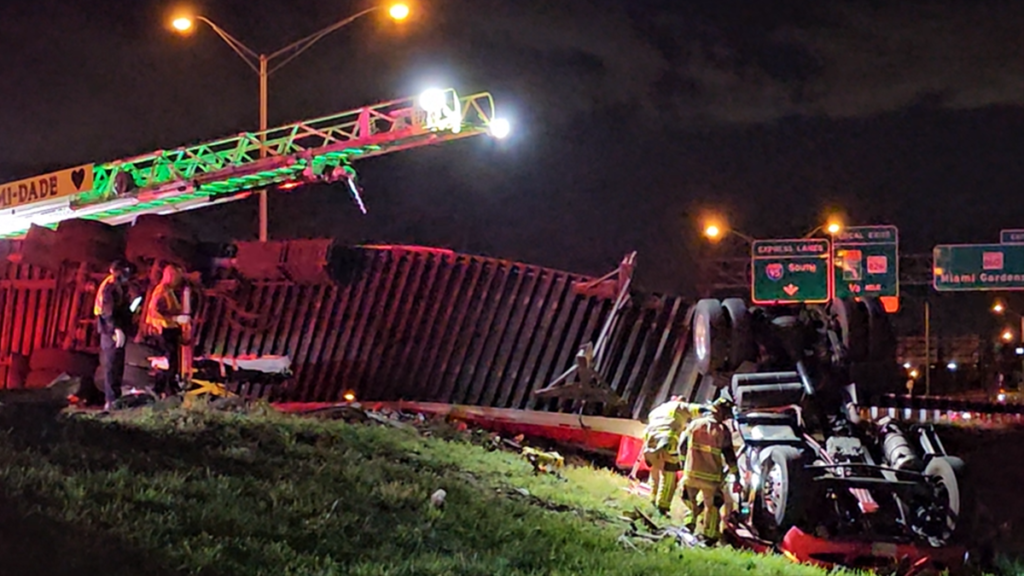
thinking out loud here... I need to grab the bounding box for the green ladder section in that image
[1,88,497,237]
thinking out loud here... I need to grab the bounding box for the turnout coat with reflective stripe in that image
[643,401,705,454]
[682,416,737,489]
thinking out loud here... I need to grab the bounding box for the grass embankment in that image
[0,403,838,576]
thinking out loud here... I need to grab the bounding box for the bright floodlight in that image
[947,361,957,371]
[388,3,410,20]
[490,118,511,139]
[419,88,447,112]
[172,16,193,32]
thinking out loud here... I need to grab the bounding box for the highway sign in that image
[933,244,1024,291]
[751,238,831,304]
[833,225,899,299]
[1001,229,1024,244]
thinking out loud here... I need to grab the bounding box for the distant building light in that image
[947,361,958,371]
[903,362,912,369]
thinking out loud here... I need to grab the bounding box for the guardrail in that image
[864,394,1024,427]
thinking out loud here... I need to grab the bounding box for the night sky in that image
[2,0,1023,334]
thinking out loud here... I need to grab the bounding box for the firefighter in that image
[94,259,136,410]
[143,264,190,397]
[680,397,738,545]
[642,397,709,514]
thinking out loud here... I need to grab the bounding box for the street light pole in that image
[924,300,931,396]
[259,55,268,243]
[172,5,409,242]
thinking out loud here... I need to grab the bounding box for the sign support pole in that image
[924,300,931,397]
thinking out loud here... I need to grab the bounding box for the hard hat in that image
[712,397,734,414]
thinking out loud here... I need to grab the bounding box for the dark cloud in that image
[448,0,1024,125]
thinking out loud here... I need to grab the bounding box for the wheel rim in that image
[762,461,785,518]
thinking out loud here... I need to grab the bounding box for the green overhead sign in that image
[933,244,1024,291]
[751,238,831,304]
[833,225,899,299]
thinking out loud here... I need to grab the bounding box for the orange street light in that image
[389,3,410,20]
[171,16,193,32]
[804,217,843,238]
[993,301,1006,314]
[701,220,754,244]
[1002,329,1014,342]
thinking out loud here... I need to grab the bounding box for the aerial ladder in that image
[0,87,508,238]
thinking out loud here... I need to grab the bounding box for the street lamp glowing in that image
[1002,329,1014,342]
[490,118,511,139]
[388,3,410,20]
[910,369,919,379]
[172,16,193,32]
[826,220,842,235]
[993,301,1006,314]
[704,224,722,240]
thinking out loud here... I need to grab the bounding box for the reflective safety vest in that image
[643,400,705,454]
[93,275,115,317]
[682,416,734,489]
[144,283,183,332]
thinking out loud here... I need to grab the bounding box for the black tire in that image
[915,456,971,546]
[29,348,98,377]
[24,369,67,390]
[692,299,728,375]
[125,341,161,369]
[831,298,869,362]
[722,298,757,370]
[94,364,154,390]
[52,219,124,266]
[756,445,810,540]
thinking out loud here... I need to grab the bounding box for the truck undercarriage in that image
[689,296,971,572]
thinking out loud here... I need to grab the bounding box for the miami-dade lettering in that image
[0,165,94,211]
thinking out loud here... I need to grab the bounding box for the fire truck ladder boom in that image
[0,88,503,237]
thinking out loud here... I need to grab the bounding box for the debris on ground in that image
[619,507,703,550]
[520,446,565,475]
[300,403,602,471]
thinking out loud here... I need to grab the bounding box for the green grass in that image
[0,402,842,576]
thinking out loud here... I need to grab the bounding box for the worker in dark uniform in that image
[143,264,190,397]
[94,259,136,411]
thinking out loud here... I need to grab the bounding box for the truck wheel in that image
[693,299,728,375]
[125,341,161,369]
[831,298,869,362]
[756,445,810,540]
[29,349,98,378]
[914,456,968,546]
[94,364,154,390]
[722,298,757,370]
